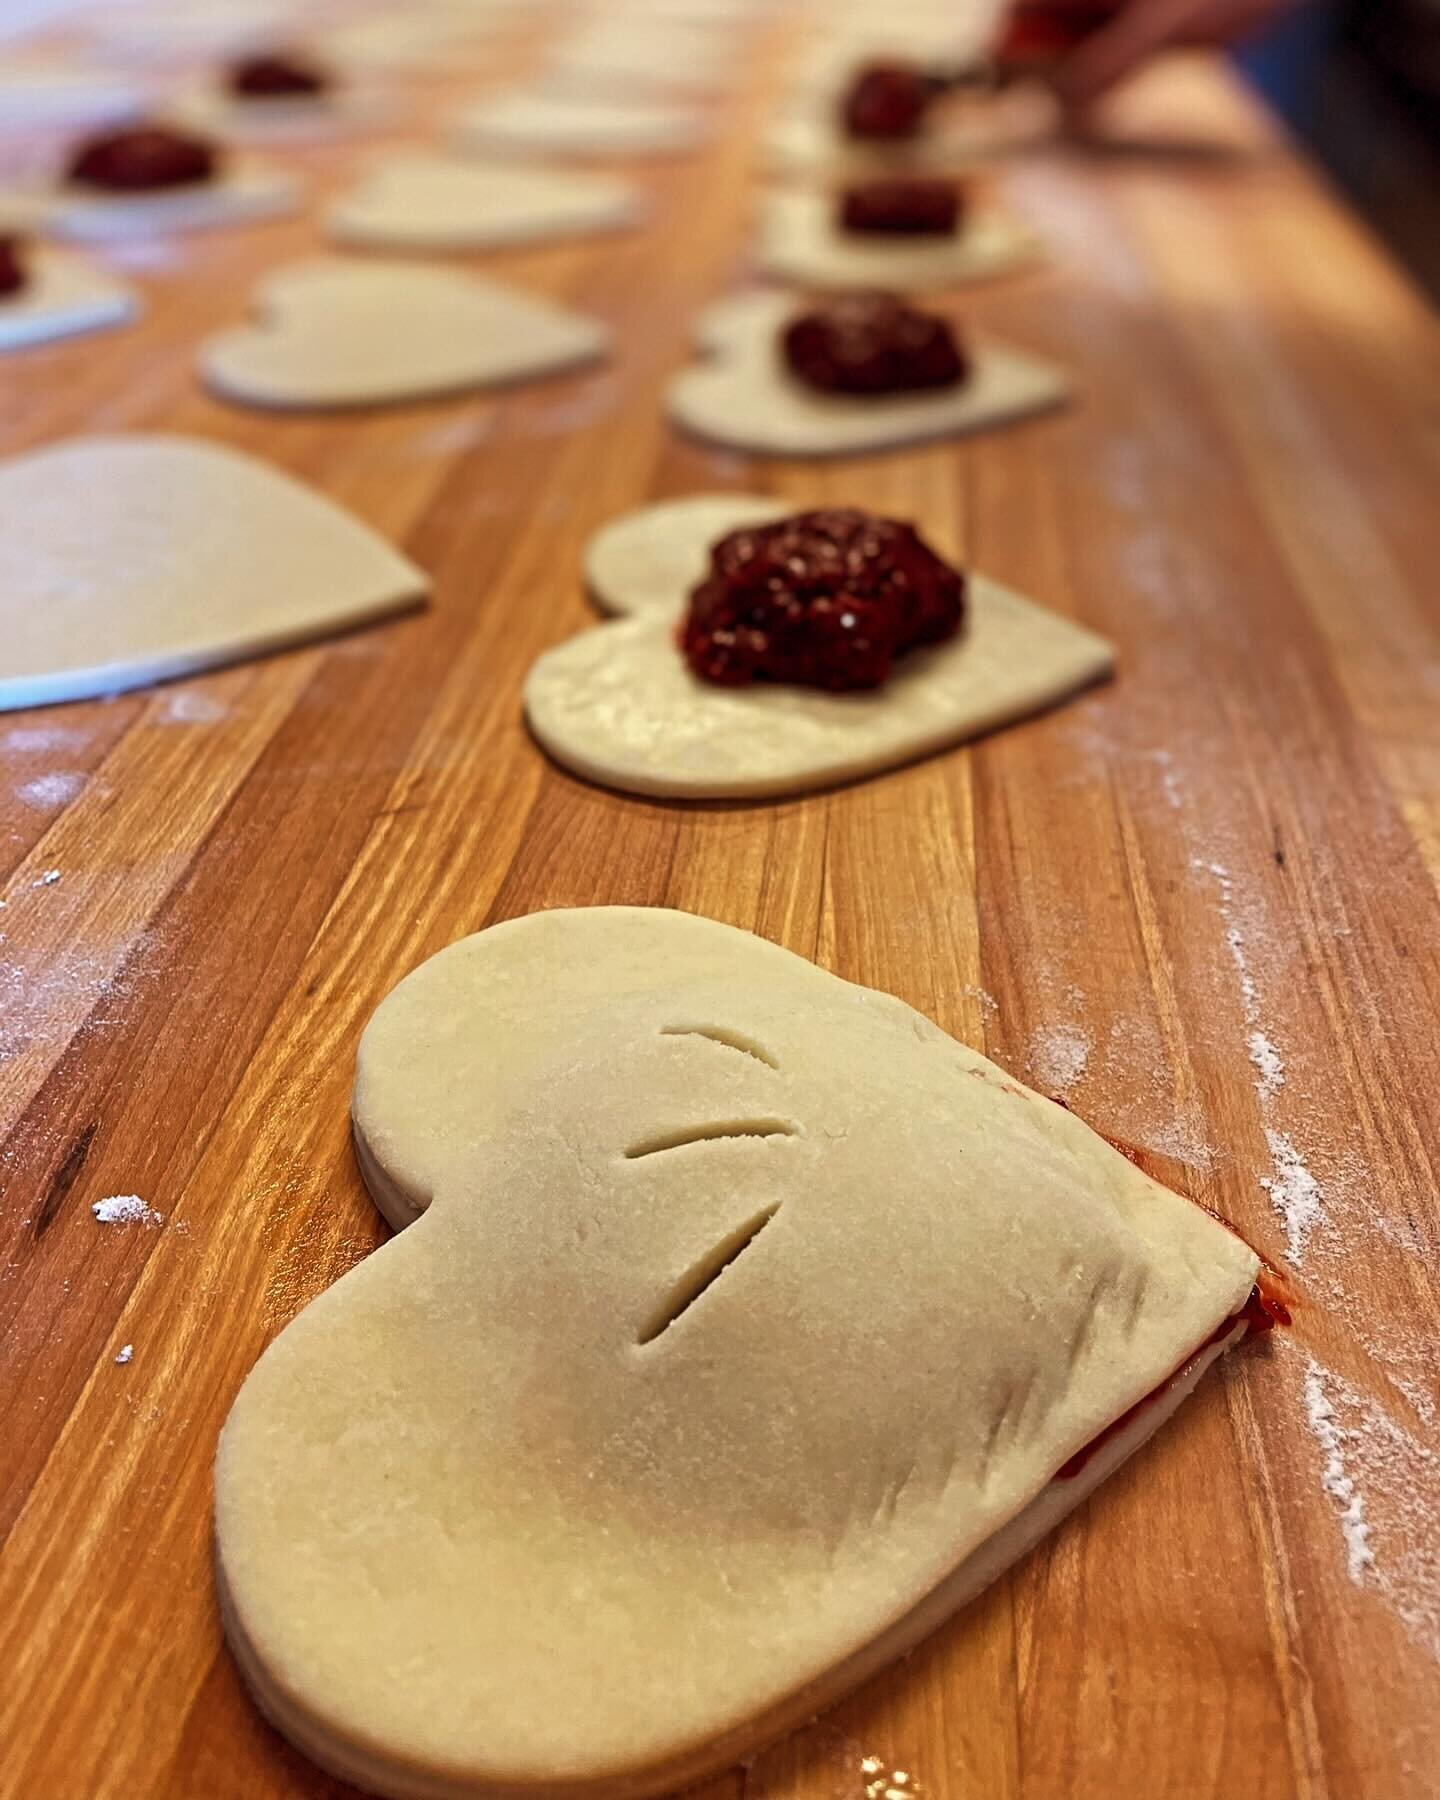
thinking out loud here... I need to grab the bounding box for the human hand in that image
[1005,0,1302,110]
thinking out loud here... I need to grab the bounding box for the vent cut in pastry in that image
[216,908,1266,1800]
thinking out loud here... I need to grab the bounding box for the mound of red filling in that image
[682,508,966,691]
[839,177,962,237]
[840,60,935,140]
[66,124,219,192]
[0,234,27,297]
[228,50,330,98]
[783,291,967,395]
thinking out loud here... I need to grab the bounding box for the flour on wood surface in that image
[1301,1356,1440,1660]
[1027,1023,1091,1096]
[115,1343,133,1364]
[16,772,84,810]
[91,1195,162,1226]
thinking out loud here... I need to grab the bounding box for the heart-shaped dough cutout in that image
[0,244,138,353]
[755,185,1042,291]
[173,82,395,144]
[666,290,1070,459]
[200,259,609,410]
[328,154,643,252]
[527,495,1113,798]
[0,434,427,711]
[216,905,1260,1800]
[451,90,705,160]
[32,159,300,241]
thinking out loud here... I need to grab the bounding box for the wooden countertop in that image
[1,11,1437,1799]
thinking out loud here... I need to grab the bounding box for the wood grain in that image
[1,11,1438,1800]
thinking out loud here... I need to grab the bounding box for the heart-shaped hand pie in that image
[756,185,1042,292]
[39,159,299,241]
[666,290,1070,457]
[200,260,609,410]
[452,90,706,160]
[0,244,138,352]
[327,154,643,252]
[216,906,1263,1800]
[0,434,426,710]
[525,493,1113,798]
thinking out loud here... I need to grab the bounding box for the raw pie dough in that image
[526,494,1113,798]
[36,160,300,242]
[0,62,148,130]
[761,109,989,180]
[200,260,608,410]
[0,246,138,353]
[451,91,704,161]
[173,83,394,144]
[755,185,1041,291]
[666,290,1070,458]
[0,434,426,710]
[328,155,642,253]
[216,905,1260,1800]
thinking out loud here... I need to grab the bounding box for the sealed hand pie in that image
[216,907,1274,1800]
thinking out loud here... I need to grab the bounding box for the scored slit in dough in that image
[200,260,609,411]
[754,184,1042,291]
[665,290,1070,457]
[525,492,1113,799]
[216,906,1261,1800]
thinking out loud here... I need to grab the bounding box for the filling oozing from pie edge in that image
[839,60,939,140]
[681,507,966,690]
[66,123,220,192]
[228,49,332,99]
[782,291,969,395]
[0,234,27,297]
[839,177,964,237]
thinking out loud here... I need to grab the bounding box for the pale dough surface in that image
[584,493,789,615]
[173,84,395,144]
[200,259,608,411]
[755,185,1042,291]
[39,162,299,241]
[323,11,499,75]
[451,91,704,160]
[216,905,1258,1800]
[0,246,138,353]
[762,109,988,179]
[0,62,147,129]
[666,290,1070,458]
[0,434,427,711]
[84,0,293,63]
[328,154,642,252]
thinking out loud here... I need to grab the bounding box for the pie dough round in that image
[0,434,426,711]
[527,496,1113,799]
[451,91,705,161]
[755,185,1042,291]
[666,290,1070,458]
[327,154,643,253]
[37,161,300,242]
[172,83,394,144]
[0,245,138,353]
[200,260,609,411]
[216,906,1260,1800]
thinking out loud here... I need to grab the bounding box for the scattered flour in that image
[2,726,90,755]
[1028,1023,1091,1097]
[1192,858,1324,1261]
[115,1344,133,1365]
[1300,1357,1440,1660]
[32,869,61,888]
[161,691,227,726]
[960,983,999,1017]
[16,772,84,811]
[92,1195,163,1227]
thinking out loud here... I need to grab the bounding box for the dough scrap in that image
[451,91,705,160]
[755,185,1042,291]
[0,245,138,353]
[328,154,642,253]
[216,905,1259,1800]
[0,434,426,711]
[37,161,300,241]
[200,259,608,411]
[666,290,1070,458]
[529,495,1112,798]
